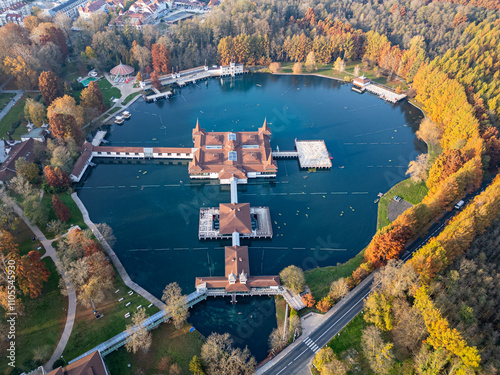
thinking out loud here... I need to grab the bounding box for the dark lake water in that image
[77,73,424,361]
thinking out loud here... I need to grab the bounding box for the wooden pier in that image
[145,90,172,102]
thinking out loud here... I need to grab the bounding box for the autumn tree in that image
[161,282,188,329]
[151,70,161,91]
[292,62,302,74]
[305,51,317,72]
[316,296,333,313]
[47,219,65,237]
[364,291,394,331]
[364,224,411,268]
[131,43,152,72]
[51,195,70,222]
[80,81,106,115]
[136,72,143,82]
[313,347,335,373]
[201,333,256,375]
[50,144,75,172]
[301,292,315,307]
[151,43,170,74]
[43,166,71,191]
[125,308,152,353]
[15,159,40,184]
[279,265,305,294]
[74,252,114,309]
[24,98,47,127]
[39,71,64,106]
[48,113,82,142]
[269,62,281,73]
[47,95,84,127]
[189,356,205,375]
[406,154,429,183]
[353,65,360,77]
[17,251,50,299]
[361,325,395,374]
[333,57,345,73]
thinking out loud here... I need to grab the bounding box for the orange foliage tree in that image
[51,195,70,222]
[17,251,50,298]
[301,293,315,308]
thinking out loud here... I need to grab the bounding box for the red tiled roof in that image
[0,139,35,181]
[225,245,249,278]
[219,203,252,234]
[46,351,108,375]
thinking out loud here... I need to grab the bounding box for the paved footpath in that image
[71,193,165,309]
[0,193,77,372]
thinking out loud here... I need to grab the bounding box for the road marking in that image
[331,192,348,194]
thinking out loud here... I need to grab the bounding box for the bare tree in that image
[279,265,305,294]
[416,118,442,145]
[48,219,65,237]
[95,223,116,248]
[329,278,349,301]
[201,333,256,375]
[8,175,33,198]
[268,328,287,353]
[373,259,418,298]
[391,298,427,355]
[162,282,189,329]
[125,308,152,354]
[322,359,348,375]
[406,154,429,183]
[354,65,361,77]
[289,315,301,338]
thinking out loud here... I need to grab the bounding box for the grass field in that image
[304,253,365,301]
[62,276,160,362]
[263,62,407,90]
[0,92,15,109]
[97,78,122,109]
[105,322,204,375]
[0,93,38,140]
[40,192,88,239]
[122,92,141,105]
[377,178,428,229]
[275,296,287,329]
[0,221,66,374]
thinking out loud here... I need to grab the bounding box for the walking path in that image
[71,192,165,309]
[0,79,23,124]
[0,192,77,372]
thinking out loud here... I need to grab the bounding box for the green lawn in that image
[122,92,141,105]
[0,92,15,109]
[0,222,66,373]
[264,61,407,90]
[97,78,122,109]
[107,107,121,115]
[105,322,204,375]
[62,276,160,361]
[377,178,428,229]
[304,252,365,301]
[0,93,38,140]
[40,192,88,239]
[326,314,374,374]
[275,296,287,329]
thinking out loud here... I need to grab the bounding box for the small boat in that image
[115,116,124,124]
[122,111,131,119]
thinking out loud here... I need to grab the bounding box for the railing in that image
[69,290,206,363]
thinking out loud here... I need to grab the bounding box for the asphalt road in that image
[261,185,487,375]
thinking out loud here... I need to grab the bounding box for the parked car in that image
[454,200,465,209]
[393,195,402,202]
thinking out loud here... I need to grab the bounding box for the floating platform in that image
[295,140,332,169]
[122,111,131,118]
[198,206,273,240]
[115,116,124,124]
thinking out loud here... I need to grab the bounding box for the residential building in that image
[78,0,107,18]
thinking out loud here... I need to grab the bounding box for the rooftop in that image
[219,203,252,234]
